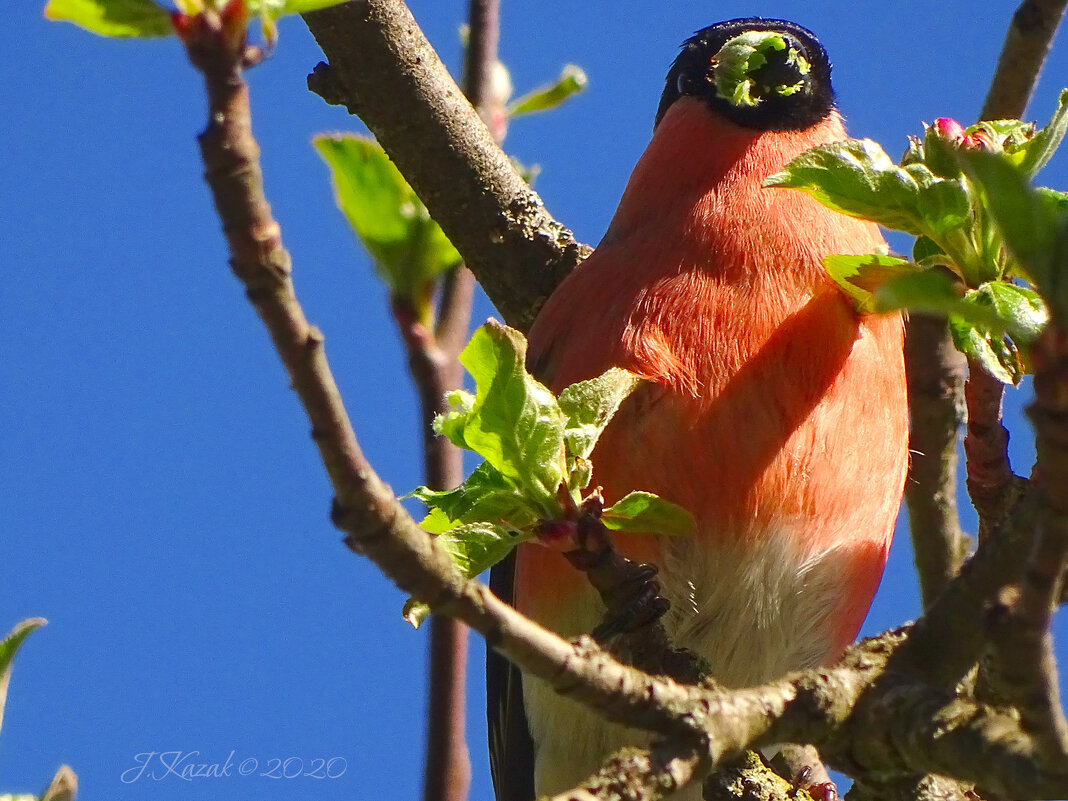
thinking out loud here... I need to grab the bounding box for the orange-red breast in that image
[488,18,908,800]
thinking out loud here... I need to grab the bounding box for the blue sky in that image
[2,1,1066,798]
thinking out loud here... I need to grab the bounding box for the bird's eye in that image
[676,71,694,95]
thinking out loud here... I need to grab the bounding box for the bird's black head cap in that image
[655,18,834,131]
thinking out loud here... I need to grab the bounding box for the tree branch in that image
[302,0,590,333]
[413,4,503,798]
[545,743,707,801]
[904,314,969,608]
[962,363,1019,536]
[980,0,1068,122]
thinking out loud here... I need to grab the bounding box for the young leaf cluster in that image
[403,322,695,627]
[765,91,1068,383]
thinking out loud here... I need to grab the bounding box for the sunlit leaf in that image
[409,462,537,534]
[508,65,588,118]
[972,281,1048,345]
[443,322,567,510]
[558,369,642,491]
[436,523,530,579]
[434,390,476,451]
[277,0,348,13]
[314,135,461,305]
[0,618,46,739]
[765,139,929,235]
[44,0,173,37]
[402,518,527,626]
[823,253,914,313]
[958,149,1068,315]
[602,492,695,536]
[402,324,697,618]
[1016,88,1068,177]
[874,268,968,316]
[949,317,1022,384]
[402,599,430,628]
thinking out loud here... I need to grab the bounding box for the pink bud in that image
[932,117,966,142]
[963,128,996,151]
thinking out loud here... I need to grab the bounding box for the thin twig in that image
[404,300,471,801]
[904,314,969,608]
[994,325,1068,756]
[417,4,503,799]
[962,362,1019,536]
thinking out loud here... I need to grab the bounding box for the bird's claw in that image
[590,562,671,643]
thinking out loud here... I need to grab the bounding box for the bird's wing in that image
[487,550,536,801]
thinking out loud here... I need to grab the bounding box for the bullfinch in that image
[487,18,908,801]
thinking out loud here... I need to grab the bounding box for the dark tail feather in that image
[487,550,536,801]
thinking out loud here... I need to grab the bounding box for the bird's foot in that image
[586,560,670,642]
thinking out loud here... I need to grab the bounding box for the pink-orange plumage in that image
[489,19,908,800]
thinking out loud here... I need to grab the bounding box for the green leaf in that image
[1037,187,1068,213]
[823,253,914,313]
[871,269,1018,338]
[941,283,1046,385]
[446,322,567,510]
[915,176,972,239]
[0,618,46,739]
[314,135,461,305]
[912,235,946,264]
[436,523,531,579]
[44,0,173,37]
[949,316,1023,384]
[402,599,430,628]
[558,369,642,491]
[971,281,1048,345]
[403,521,532,628]
[765,139,929,235]
[601,492,695,536]
[434,390,476,450]
[509,157,541,186]
[958,149,1068,313]
[276,0,349,13]
[508,65,588,118]
[244,0,348,42]
[874,267,967,315]
[1016,88,1068,177]
[410,462,538,534]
